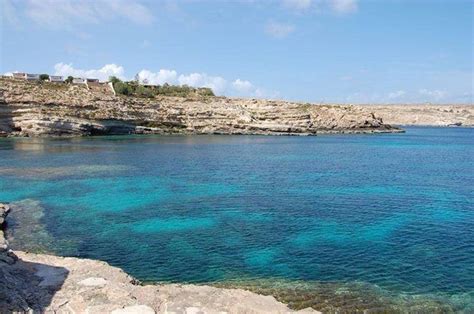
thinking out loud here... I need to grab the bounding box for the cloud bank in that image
[3,0,153,29]
[52,63,275,98]
[54,63,126,81]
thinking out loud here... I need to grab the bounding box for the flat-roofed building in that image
[49,75,64,82]
[26,74,40,81]
[72,78,86,84]
[12,73,26,79]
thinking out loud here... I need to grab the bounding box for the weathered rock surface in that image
[0,203,317,313]
[358,105,474,127]
[0,203,9,225]
[0,78,399,137]
[0,203,17,265]
[0,251,318,313]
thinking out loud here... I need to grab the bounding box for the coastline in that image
[0,77,400,137]
[2,79,473,139]
[0,202,317,313]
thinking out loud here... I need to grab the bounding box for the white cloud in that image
[2,0,21,27]
[388,90,406,99]
[138,69,261,96]
[283,0,312,11]
[138,69,277,97]
[418,89,447,101]
[53,63,125,81]
[329,0,358,14]
[24,0,153,28]
[232,79,254,93]
[49,63,274,97]
[264,21,295,39]
[137,69,178,85]
[178,73,228,95]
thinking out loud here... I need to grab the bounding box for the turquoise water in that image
[1,127,473,312]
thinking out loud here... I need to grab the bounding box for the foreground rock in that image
[2,252,317,313]
[0,78,399,137]
[0,203,16,265]
[0,203,317,313]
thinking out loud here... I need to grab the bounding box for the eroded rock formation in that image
[0,203,16,265]
[0,78,399,137]
[358,105,474,127]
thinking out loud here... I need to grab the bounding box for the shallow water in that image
[1,127,473,312]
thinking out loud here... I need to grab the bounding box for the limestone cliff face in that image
[358,105,474,127]
[0,78,398,137]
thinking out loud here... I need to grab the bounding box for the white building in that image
[49,75,64,82]
[26,74,40,81]
[72,78,86,84]
[12,73,26,79]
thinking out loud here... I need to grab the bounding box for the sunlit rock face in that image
[0,78,400,137]
[358,105,474,127]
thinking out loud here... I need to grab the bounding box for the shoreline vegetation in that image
[109,76,215,98]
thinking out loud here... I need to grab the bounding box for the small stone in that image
[78,277,108,287]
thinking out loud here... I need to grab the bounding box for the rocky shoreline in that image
[0,78,400,137]
[0,202,317,313]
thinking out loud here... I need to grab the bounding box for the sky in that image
[1,0,473,104]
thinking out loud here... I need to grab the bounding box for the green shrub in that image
[109,76,121,84]
[135,85,154,98]
[65,76,73,84]
[197,88,214,97]
[39,74,49,81]
[114,81,133,96]
[110,79,215,98]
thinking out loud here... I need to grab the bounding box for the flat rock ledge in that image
[0,203,318,313]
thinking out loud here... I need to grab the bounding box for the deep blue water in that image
[1,127,473,311]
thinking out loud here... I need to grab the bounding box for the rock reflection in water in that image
[5,199,78,255]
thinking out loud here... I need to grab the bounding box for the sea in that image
[1,127,473,312]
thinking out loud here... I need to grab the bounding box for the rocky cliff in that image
[358,105,474,127]
[0,78,398,137]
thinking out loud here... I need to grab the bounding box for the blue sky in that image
[1,0,472,103]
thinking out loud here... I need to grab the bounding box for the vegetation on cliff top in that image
[109,76,215,98]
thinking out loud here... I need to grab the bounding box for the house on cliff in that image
[72,78,86,84]
[49,76,64,83]
[25,74,40,81]
[12,73,26,79]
